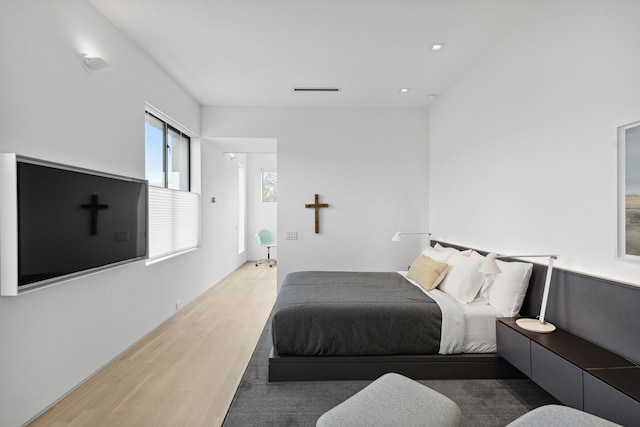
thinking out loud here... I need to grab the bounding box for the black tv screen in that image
[16,159,147,290]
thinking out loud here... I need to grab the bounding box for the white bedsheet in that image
[398,272,500,354]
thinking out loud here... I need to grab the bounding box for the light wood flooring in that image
[29,262,277,427]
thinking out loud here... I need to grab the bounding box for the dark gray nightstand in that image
[496,317,640,426]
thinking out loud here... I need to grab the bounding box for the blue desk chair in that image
[255,229,277,267]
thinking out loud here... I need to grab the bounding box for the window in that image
[238,164,246,254]
[145,109,199,261]
[145,113,165,187]
[145,112,190,191]
[261,170,277,202]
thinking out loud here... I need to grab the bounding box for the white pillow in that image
[421,246,454,263]
[469,250,484,259]
[487,260,533,317]
[437,253,484,304]
[468,251,494,304]
[435,243,472,256]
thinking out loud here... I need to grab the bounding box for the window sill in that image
[145,247,198,266]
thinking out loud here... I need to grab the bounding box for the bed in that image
[268,241,539,381]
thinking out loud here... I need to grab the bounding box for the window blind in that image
[148,186,199,260]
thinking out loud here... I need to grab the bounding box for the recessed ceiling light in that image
[426,94,437,100]
[431,43,446,51]
[399,88,411,93]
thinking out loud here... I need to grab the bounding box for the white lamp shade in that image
[478,253,502,275]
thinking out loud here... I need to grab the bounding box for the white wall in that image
[429,0,640,286]
[201,147,248,269]
[247,153,278,261]
[0,1,243,425]
[201,107,430,288]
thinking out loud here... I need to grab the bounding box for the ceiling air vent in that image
[293,87,341,92]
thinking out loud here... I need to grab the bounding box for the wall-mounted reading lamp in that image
[480,253,558,333]
[391,232,431,242]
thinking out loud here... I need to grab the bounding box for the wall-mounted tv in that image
[0,154,148,295]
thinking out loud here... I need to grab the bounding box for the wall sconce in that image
[391,232,431,242]
[480,253,558,333]
[83,54,110,71]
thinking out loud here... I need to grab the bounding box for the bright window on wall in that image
[238,164,246,254]
[262,169,277,202]
[145,109,199,261]
[145,112,190,191]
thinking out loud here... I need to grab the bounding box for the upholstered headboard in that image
[432,240,640,365]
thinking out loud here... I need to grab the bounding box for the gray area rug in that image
[222,321,558,426]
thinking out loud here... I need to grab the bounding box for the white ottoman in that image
[506,405,622,427]
[316,373,462,427]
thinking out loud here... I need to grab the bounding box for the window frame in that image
[261,169,277,203]
[144,105,200,262]
[145,111,191,191]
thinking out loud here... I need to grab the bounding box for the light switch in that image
[285,231,298,240]
[114,231,129,242]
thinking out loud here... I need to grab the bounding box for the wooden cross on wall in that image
[305,194,329,233]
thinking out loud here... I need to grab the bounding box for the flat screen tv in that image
[0,154,147,295]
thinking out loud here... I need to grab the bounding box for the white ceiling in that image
[89,0,538,108]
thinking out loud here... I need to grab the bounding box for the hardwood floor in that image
[29,263,277,427]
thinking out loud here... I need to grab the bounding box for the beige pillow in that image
[407,255,449,291]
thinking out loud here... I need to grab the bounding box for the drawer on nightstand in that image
[531,342,583,409]
[496,320,531,376]
[584,370,640,427]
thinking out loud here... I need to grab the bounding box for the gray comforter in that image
[272,271,442,356]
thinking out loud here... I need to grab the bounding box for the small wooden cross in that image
[305,194,329,233]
